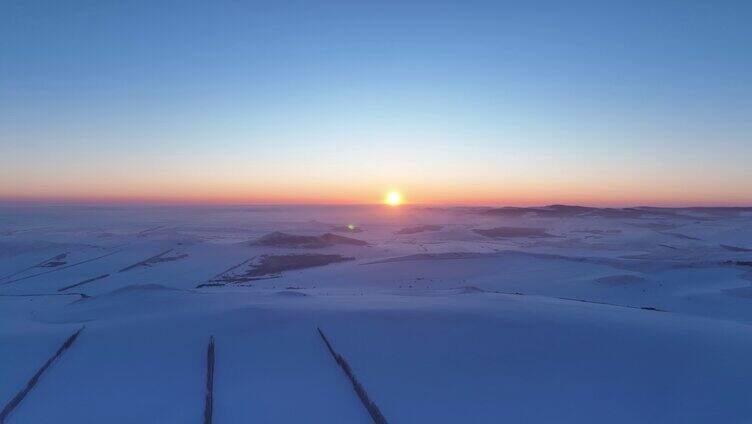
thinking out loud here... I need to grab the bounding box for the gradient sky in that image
[2,0,751,206]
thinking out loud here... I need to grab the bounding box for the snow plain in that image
[2,204,752,423]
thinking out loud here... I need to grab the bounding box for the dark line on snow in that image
[1,250,122,286]
[58,274,110,292]
[198,257,255,287]
[204,336,215,424]
[487,289,666,312]
[118,249,173,273]
[0,253,69,281]
[138,225,166,236]
[0,327,84,423]
[0,293,87,299]
[317,327,388,424]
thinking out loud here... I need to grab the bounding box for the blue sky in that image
[2,0,751,205]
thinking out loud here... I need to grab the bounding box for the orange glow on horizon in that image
[2,181,752,208]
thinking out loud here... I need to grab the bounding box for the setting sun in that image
[385,191,403,206]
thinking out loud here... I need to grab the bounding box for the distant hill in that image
[474,226,554,238]
[252,231,368,248]
[480,204,752,219]
[395,225,443,235]
[483,205,600,218]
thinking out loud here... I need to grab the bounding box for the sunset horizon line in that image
[2,196,751,209]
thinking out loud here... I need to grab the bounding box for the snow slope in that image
[1,204,752,423]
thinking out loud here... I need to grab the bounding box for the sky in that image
[1,0,751,206]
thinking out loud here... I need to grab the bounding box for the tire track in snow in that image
[0,327,84,423]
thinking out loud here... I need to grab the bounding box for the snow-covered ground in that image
[2,204,752,423]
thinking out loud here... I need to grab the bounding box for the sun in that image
[385,191,402,206]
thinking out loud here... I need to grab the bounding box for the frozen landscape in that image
[2,204,752,423]
[4,0,751,422]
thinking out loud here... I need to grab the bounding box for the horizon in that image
[2,198,752,209]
